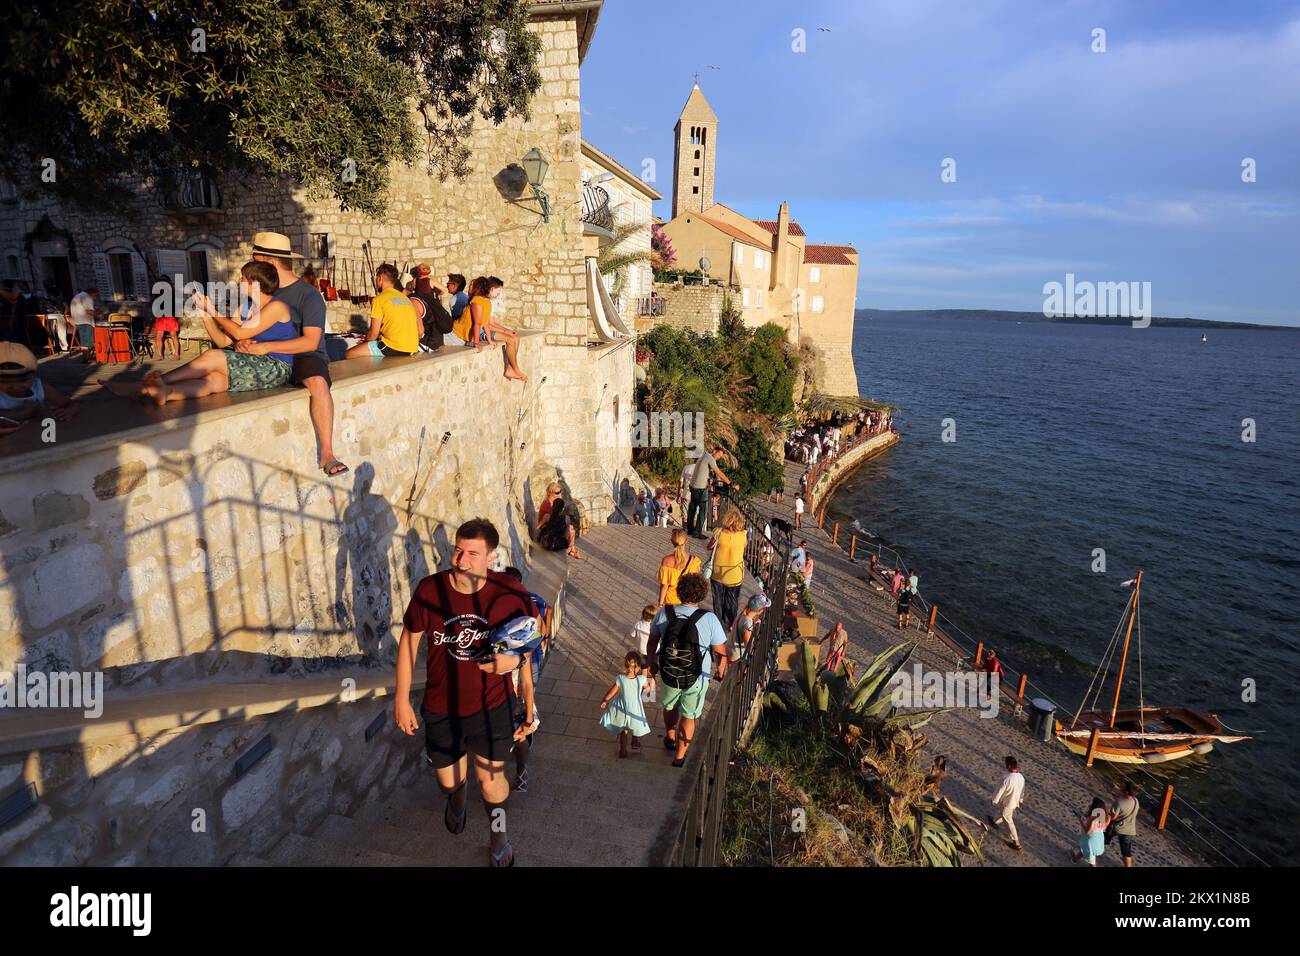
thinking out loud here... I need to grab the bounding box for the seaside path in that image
[751,459,1199,867]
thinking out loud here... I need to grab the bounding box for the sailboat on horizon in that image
[1055,570,1250,764]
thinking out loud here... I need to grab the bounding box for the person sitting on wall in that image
[449,276,526,382]
[104,261,297,404]
[345,263,421,359]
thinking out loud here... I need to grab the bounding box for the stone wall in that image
[0,344,545,691]
[638,281,724,334]
[0,687,425,865]
[808,340,861,398]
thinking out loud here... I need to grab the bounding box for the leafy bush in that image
[744,323,795,417]
[731,426,783,497]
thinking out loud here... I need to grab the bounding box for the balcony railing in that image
[635,296,665,316]
[159,170,222,211]
[581,184,613,232]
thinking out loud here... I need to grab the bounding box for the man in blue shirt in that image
[447,273,469,322]
[647,572,728,767]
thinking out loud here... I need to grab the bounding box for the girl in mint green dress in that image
[599,651,653,758]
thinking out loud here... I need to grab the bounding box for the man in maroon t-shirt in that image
[395,517,534,867]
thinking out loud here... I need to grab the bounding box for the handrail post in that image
[974,641,984,667]
[832,521,839,545]
[1085,727,1102,766]
[817,509,824,529]
[1157,784,1174,830]
[1014,673,1027,715]
[926,604,937,634]
[869,552,876,575]
[849,535,856,560]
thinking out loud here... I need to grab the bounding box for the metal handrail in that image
[665,486,791,866]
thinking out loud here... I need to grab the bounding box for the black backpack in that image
[658,606,710,690]
[538,506,569,552]
[423,293,454,335]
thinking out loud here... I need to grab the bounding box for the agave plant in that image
[761,640,983,866]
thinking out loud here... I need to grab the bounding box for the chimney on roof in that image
[771,201,790,292]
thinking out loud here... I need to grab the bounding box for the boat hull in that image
[1055,707,1225,765]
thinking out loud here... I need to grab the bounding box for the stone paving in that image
[749,459,1199,867]
[244,523,757,867]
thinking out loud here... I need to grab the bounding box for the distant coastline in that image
[857,308,1297,331]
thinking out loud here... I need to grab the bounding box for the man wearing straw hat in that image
[245,231,348,477]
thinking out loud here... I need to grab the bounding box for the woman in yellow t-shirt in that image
[657,528,701,607]
[454,276,527,382]
[707,508,748,629]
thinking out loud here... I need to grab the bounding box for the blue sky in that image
[578,0,1300,325]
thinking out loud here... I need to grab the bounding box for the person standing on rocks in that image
[394,518,535,867]
[988,755,1026,851]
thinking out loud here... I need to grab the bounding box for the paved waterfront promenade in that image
[246,461,1197,867]
[751,459,1200,867]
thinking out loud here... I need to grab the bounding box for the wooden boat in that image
[1054,570,1249,764]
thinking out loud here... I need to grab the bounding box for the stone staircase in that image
[229,524,732,868]
[231,727,674,867]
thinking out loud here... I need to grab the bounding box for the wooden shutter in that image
[156,249,188,285]
[93,253,111,297]
[131,252,150,299]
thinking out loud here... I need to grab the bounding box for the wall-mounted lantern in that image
[521,148,551,223]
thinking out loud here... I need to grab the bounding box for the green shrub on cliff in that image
[730,426,783,497]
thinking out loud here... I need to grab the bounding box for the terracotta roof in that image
[753,219,806,237]
[581,140,662,199]
[803,244,856,266]
[691,212,768,249]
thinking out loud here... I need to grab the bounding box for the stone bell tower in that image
[672,83,718,219]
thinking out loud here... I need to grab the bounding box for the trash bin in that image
[1029,698,1056,743]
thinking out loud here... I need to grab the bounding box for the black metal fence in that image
[663,488,791,866]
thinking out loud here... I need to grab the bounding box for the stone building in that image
[0,0,645,866]
[579,140,660,329]
[658,84,859,397]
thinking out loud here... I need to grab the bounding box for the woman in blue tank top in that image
[105,261,300,405]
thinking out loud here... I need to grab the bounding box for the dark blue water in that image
[829,314,1300,866]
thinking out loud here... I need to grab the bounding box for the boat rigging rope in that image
[1135,591,1145,737]
[1071,594,1131,726]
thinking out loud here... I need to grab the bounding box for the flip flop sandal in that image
[489,841,515,867]
[323,460,350,477]
[443,787,468,835]
[663,735,677,750]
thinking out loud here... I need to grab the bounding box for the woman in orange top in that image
[657,528,701,607]
[456,276,526,382]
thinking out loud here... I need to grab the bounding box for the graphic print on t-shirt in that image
[430,612,491,662]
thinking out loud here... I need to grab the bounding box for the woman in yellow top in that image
[707,508,748,630]
[452,275,526,382]
[657,528,701,607]
[345,263,421,358]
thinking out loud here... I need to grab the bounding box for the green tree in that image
[0,0,540,216]
[730,426,783,497]
[744,322,795,417]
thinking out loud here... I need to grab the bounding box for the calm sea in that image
[827,313,1300,866]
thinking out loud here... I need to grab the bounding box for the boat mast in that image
[1109,570,1142,728]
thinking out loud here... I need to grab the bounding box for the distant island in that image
[857,308,1296,331]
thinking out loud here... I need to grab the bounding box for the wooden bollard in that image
[926,604,938,634]
[1014,673,1028,715]
[849,535,856,560]
[1085,727,1102,766]
[974,642,984,667]
[1157,784,1174,830]
[832,522,839,545]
